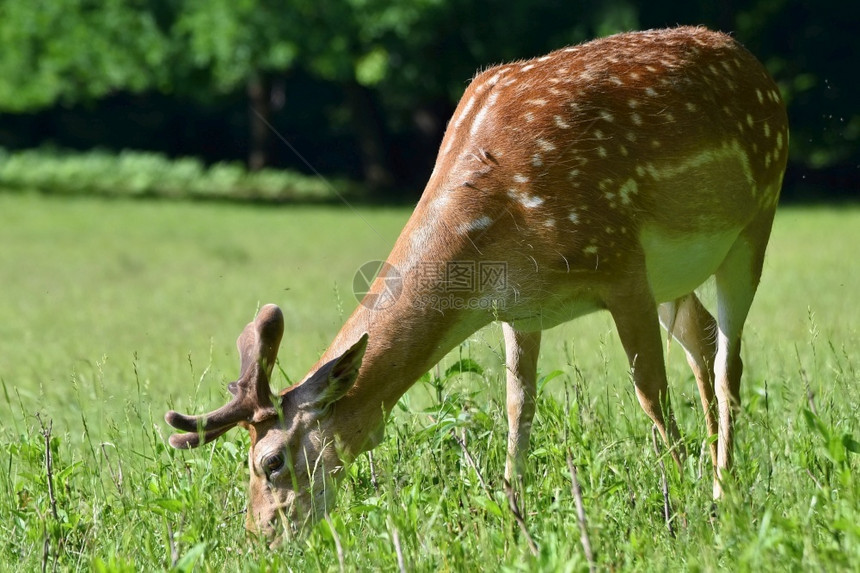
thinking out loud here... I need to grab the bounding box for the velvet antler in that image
[165,304,284,448]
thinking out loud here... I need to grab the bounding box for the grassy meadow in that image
[0,191,858,571]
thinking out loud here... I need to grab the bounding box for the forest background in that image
[0,0,856,201]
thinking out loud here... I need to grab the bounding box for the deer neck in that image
[304,194,495,457]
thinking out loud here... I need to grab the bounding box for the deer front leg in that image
[659,294,719,473]
[502,323,541,490]
[608,284,686,472]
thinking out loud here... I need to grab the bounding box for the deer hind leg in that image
[608,282,687,472]
[502,323,541,489]
[712,219,772,499]
[659,294,719,476]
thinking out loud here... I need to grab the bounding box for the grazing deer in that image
[166,26,788,542]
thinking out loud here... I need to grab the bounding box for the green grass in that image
[1,191,858,571]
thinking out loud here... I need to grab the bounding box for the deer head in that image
[165,304,368,542]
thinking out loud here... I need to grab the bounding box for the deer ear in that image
[294,333,368,412]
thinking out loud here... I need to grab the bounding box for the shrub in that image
[0,147,360,202]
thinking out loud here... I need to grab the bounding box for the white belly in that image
[640,225,741,302]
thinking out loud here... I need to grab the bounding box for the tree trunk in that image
[344,80,394,192]
[247,73,271,172]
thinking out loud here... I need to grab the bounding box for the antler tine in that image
[164,399,252,434]
[168,424,234,449]
[240,304,284,409]
[164,304,285,449]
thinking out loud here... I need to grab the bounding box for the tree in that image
[175,0,298,171]
[176,0,442,186]
[0,0,169,110]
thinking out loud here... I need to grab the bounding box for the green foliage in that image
[0,0,169,110]
[175,0,299,91]
[0,195,858,570]
[0,148,358,201]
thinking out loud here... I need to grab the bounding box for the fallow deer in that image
[166,26,788,542]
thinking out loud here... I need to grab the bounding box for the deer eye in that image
[262,452,285,478]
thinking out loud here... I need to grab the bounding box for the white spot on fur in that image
[532,154,543,167]
[522,195,543,209]
[469,105,490,136]
[536,138,556,152]
[458,215,493,234]
[484,72,502,89]
[631,113,643,126]
[508,189,544,209]
[453,96,476,129]
[554,115,571,129]
[618,179,638,205]
[513,173,529,183]
[568,210,579,224]
[641,141,755,188]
